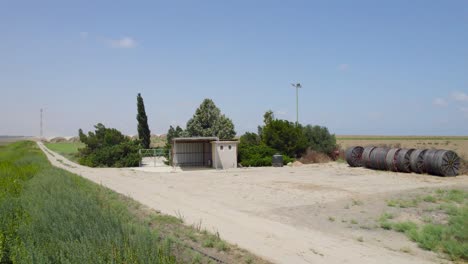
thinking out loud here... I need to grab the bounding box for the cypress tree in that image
[136,93,151,149]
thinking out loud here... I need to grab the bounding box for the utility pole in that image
[40,108,43,138]
[291,83,302,126]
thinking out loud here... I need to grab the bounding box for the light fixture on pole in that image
[291,83,302,126]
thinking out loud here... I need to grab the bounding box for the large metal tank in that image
[385,148,401,171]
[368,147,390,170]
[395,148,415,173]
[345,146,364,167]
[362,146,376,168]
[409,149,427,173]
[423,149,460,176]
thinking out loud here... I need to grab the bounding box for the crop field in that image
[337,136,468,159]
[0,141,267,264]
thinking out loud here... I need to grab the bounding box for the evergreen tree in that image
[186,98,236,139]
[136,93,151,149]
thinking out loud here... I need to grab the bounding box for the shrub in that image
[239,132,261,146]
[238,143,276,167]
[261,119,307,157]
[299,149,332,164]
[303,125,337,156]
[78,123,141,167]
[238,141,292,167]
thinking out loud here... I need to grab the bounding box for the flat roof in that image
[211,141,239,144]
[172,137,219,143]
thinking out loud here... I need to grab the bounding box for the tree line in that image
[77,95,335,167]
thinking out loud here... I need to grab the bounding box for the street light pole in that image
[291,83,302,126]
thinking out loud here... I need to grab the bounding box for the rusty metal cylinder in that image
[367,147,390,170]
[385,148,401,171]
[362,146,376,168]
[410,149,427,173]
[423,149,460,176]
[345,146,364,167]
[395,149,415,173]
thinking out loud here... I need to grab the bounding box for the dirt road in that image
[38,142,468,264]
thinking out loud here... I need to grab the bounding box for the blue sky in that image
[1,0,467,137]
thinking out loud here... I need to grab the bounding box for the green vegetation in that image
[378,212,394,230]
[237,138,292,167]
[186,98,236,140]
[0,141,174,263]
[164,98,236,165]
[137,93,151,149]
[379,190,468,261]
[44,142,84,162]
[1,141,263,263]
[78,123,141,167]
[386,198,419,208]
[261,119,307,158]
[303,125,337,156]
[238,110,337,167]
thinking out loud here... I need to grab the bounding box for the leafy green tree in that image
[303,125,337,155]
[163,125,185,164]
[186,98,236,139]
[263,110,274,125]
[261,119,307,157]
[257,110,274,136]
[239,132,261,146]
[78,123,141,167]
[166,125,184,143]
[136,93,151,149]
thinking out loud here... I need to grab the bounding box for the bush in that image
[238,143,276,167]
[261,119,307,157]
[299,149,332,164]
[78,123,141,167]
[238,141,292,167]
[303,125,337,156]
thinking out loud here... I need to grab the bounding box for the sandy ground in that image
[38,142,468,264]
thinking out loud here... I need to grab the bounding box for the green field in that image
[0,141,265,264]
[44,142,84,162]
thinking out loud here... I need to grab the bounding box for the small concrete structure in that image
[172,137,239,169]
[211,141,238,169]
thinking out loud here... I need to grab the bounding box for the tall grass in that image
[0,141,175,263]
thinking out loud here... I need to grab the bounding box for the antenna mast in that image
[40,108,43,138]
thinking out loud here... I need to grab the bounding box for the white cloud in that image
[451,91,468,102]
[433,98,447,107]
[80,31,89,39]
[338,64,349,71]
[110,37,137,48]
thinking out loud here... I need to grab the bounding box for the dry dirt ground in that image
[38,142,468,264]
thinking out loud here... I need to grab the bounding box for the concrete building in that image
[172,137,238,169]
[211,141,238,169]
